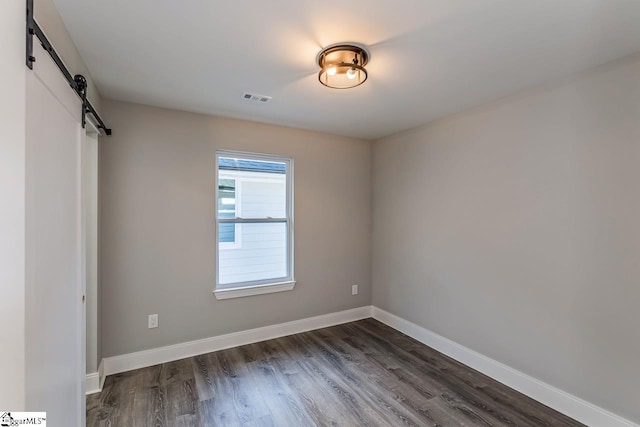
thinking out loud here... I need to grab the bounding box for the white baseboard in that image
[371,306,638,427]
[103,306,372,376]
[98,358,106,390]
[85,372,99,395]
[86,359,105,395]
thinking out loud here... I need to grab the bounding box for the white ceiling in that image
[52,0,640,140]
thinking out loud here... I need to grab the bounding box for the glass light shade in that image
[317,44,369,89]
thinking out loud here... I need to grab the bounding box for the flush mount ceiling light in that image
[317,43,370,89]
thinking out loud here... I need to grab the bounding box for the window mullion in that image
[219,218,288,224]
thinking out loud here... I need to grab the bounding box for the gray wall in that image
[100,99,372,357]
[372,54,640,423]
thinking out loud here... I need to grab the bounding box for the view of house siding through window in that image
[218,178,237,243]
[217,155,290,287]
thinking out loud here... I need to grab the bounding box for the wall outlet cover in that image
[148,314,158,329]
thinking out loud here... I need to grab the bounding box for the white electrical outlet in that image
[148,314,158,329]
[352,285,358,295]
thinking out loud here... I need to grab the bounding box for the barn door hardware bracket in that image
[25,0,112,136]
[26,0,34,69]
[74,74,88,128]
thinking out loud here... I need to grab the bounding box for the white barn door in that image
[25,40,85,426]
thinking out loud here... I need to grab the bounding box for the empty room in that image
[2,0,640,426]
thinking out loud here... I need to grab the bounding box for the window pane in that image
[240,180,286,218]
[218,222,287,286]
[218,178,236,243]
[218,157,286,219]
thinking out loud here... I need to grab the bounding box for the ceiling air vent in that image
[243,92,272,104]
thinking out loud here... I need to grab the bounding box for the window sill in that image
[213,281,296,300]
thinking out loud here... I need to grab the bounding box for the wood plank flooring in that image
[87,319,584,426]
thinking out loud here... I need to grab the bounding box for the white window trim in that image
[214,281,296,300]
[214,150,294,300]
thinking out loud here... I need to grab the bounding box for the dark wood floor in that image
[87,319,583,426]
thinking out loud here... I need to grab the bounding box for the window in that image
[214,151,294,299]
